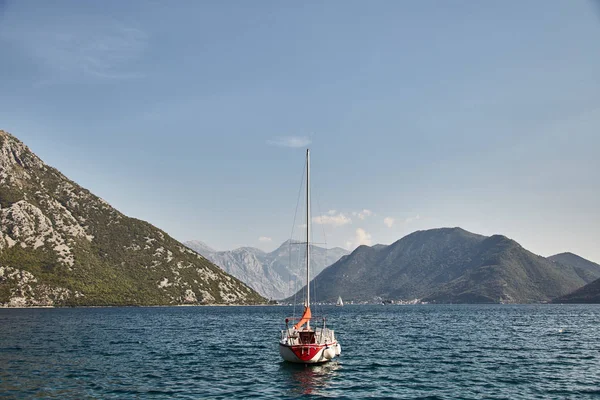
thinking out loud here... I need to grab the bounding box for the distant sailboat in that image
[336,296,343,307]
[278,150,341,364]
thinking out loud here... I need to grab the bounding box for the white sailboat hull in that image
[279,326,341,364]
[279,341,341,364]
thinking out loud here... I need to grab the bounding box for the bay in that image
[1,305,599,399]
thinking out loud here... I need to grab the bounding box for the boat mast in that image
[306,149,310,330]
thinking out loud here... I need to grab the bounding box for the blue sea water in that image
[0,304,599,399]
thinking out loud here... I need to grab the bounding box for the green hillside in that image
[0,130,265,306]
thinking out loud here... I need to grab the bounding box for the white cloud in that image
[258,236,272,243]
[405,214,421,223]
[354,228,372,246]
[266,136,312,148]
[312,212,351,226]
[384,217,395,228]
[346,228,373,250]
[327,210,337,215]
[353,209,374,220]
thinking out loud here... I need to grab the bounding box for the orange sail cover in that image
[293,306,312,330]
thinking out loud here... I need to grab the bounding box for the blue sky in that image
[1,0,599,262]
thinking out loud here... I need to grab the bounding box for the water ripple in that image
[1,304,600,398]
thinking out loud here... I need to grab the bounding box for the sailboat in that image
[279,149,341,364]
[336,296,343,307]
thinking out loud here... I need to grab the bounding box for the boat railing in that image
[281,316,335,344]
[281,329,335,344]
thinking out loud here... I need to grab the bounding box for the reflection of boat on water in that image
[278,150,341,364]
[279,361,341,396]
[336,296,343,307]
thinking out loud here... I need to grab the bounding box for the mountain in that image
[553,277,600,303]
[184,240,349,300]
[184,240,217,256]
[0,130,265,307]
[548,252,600,283]
[285,228,599,304]
[548,253,600,303]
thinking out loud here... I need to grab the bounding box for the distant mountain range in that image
[185,240,217,256]
[285,228,600,304]
[0,130,265,307]
[3,129,597,307]
[184,240,349,300]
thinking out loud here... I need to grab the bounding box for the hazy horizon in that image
[1,0,599,262]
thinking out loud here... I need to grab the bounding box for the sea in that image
[1,304,599,399]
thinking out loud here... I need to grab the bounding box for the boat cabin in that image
[298,330,316,344]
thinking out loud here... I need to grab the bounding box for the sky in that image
[1,0,599,262]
